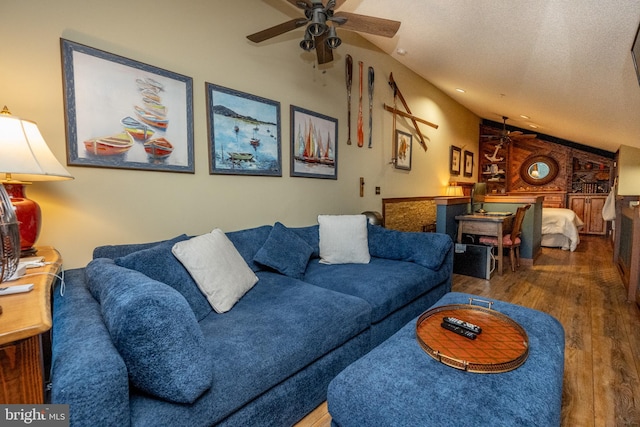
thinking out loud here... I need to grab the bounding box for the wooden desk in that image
[0,247,62,403]
[455,214,513,276]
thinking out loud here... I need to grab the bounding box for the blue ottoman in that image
[327,292,565,427]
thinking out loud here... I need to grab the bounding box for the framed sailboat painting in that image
[290,105,338,180]
[206,83,282,176]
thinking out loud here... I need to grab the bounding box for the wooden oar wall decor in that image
[385,72,438,153]
[344,56,376,148]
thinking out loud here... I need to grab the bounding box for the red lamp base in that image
[3,183,41,256]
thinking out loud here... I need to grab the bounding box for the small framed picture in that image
[463,150,474,177]
[206,83,281,176]
[394,130,412,170]
[290,105,338,179]
[450,146,461,175]
[60,39,194,173]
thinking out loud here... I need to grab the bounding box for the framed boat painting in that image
[290,105,338,179]
[60,38,194,173]
[206,83,281,176]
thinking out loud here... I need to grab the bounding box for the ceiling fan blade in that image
[315,33,334,64]
[247,18,308,43]
[286,0,312,9]
[333,0,348,9]
[333,12,401,38]
[512,134,538,140]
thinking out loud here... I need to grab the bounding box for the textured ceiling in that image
[340,0,640,154]
[276,0,640,153]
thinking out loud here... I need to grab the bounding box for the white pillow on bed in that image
[318,214,370,264]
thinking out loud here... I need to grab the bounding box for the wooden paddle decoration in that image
[368,66,374,148]
[345,55,353,145]
[357,61,364,147]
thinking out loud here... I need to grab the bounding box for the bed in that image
[541,208,584,251]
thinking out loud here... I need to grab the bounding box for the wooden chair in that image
[479,204,531,272]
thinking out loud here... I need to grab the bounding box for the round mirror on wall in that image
[520,155,559,185]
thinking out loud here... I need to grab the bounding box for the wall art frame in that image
[394,130,412,171]
[463,150,474,177]
[60,38,194,173]
[450,145,461,175]
[290,105,338,179]
[206,83,282,176]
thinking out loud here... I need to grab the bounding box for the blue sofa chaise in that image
[50,220,453,426]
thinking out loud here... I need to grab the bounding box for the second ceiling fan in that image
[482,116,537,146]
[247,0,401,64]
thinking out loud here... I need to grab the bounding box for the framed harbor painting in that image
[394,130,412,171]
[60,39,194,173]
[290,105,338,179]
[206,83,281,176]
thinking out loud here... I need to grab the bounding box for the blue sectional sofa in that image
[50,221,453,426]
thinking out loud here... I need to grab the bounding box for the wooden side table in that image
[0,247,62,404]
[455,215,513,275]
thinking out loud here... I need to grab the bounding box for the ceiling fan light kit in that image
[247,0,401,65]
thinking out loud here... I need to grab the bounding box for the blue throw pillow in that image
[253,222,314,279]
[367,224,453,270]
[86,258,213,404]
[93,234,188,260]
[115,236,212,321]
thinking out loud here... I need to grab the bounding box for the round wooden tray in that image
[415,300,529,373]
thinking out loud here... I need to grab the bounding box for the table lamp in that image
[445,184,464,197]
[0,106,73,256]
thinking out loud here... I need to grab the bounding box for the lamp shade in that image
[445,185,464,197]
[0,107,73,182]
[0,106,73,255]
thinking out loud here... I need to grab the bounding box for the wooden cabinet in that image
[0,247,61,404]
[616,204,640,303]
[568,195,607,235]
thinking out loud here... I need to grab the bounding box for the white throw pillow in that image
[172,229,258,313]
[318,214,371,264]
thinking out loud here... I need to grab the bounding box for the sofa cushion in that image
[288,224,320,258]
[85,258,213,404]
[225,225,273,272]
[93,234,188,260]
[115,236,212,321]
[172,229,259,313]
[367,224,453,271]
[318,214,370,264]
[303,257,450,323]
[253,222,314,279]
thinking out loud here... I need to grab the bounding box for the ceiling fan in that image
[482,116,537,145]
[247,0,401,65]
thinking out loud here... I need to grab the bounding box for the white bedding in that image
[541,208,584,251]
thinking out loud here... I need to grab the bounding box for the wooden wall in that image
[480,124,613,195]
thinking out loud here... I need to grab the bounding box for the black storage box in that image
[453,243,494,280]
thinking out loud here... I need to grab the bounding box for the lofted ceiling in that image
[266,0,640,154]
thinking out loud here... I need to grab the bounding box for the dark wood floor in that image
[298,235,640,427]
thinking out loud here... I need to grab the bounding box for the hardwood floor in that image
[296,235,640,426]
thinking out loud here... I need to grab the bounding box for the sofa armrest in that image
[367,224,453,271]
[51,269,131,427]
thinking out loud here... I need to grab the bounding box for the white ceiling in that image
[288,0,640,153]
